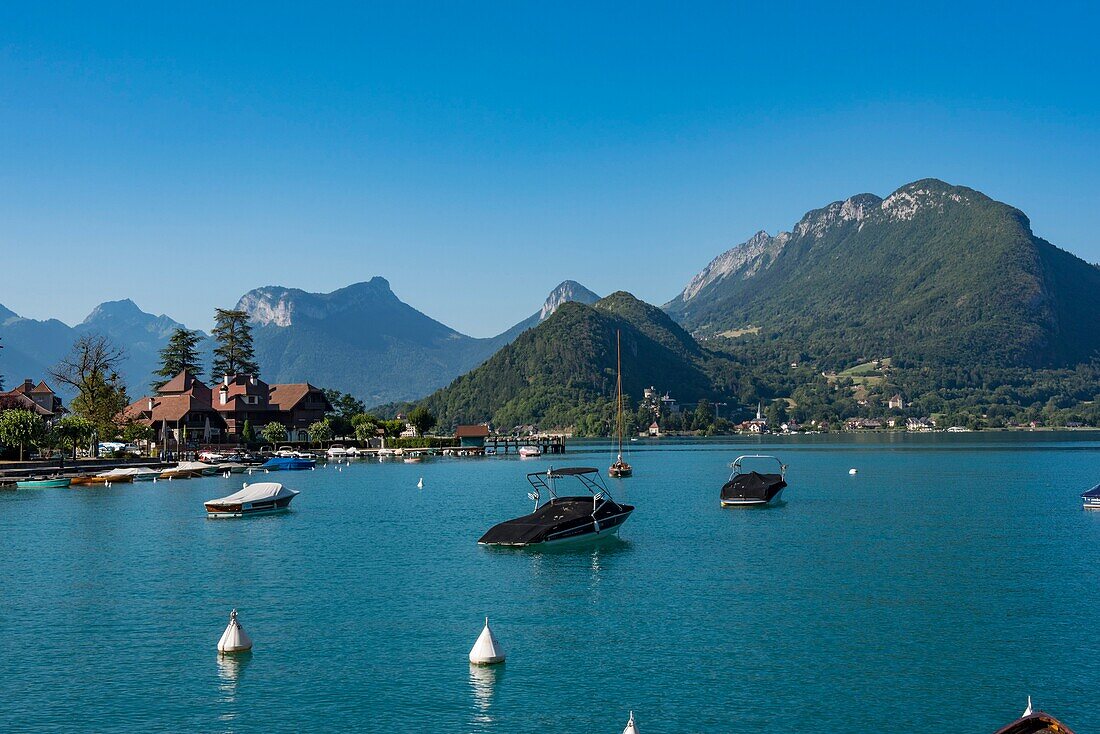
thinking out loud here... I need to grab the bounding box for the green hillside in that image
[667,179,1100,369]
[420,292,726,430]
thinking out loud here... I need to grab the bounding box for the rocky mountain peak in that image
[539,281,600,321]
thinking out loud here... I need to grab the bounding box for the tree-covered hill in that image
[667,179,1100,369]
[420,292,729,431]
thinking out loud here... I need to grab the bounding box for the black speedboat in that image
[720,455,787,507]
[478,467,634,546]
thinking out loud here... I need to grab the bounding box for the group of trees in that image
[152,308,258,391]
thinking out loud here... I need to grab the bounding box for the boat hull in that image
[721,487,785,507]
[15,478,71,488]
[609,462,633,478]
[205,495,297,518]
[479,501,634,547]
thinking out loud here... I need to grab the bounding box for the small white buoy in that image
[417,477,424,489]
[217,609,253,653]
[622,711,638,734]
[469,617,505,665]
[153,477,158,483]
[247,468,253,475]
[849,468,858,475]
[1023,695,1033,717]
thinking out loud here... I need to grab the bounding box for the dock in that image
[483,434,566,455]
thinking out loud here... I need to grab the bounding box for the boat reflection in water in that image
[468,663,505,730]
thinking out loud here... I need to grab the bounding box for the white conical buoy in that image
[1023,695,1033,717]
[622,711,638,734]
[417,477,424,489]
[849,468,858,475]
[217,609,253,653]
[469,617,505,665]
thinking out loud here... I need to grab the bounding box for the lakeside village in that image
[2,327,1087,472]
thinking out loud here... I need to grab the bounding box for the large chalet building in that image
[124,371,332,447]
[0,379,65,419]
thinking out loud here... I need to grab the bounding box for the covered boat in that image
[160,461,216,479]
[720,455,788,507]
[205,481,300,517]
[98,467,160,482]
[261,457,316,471]
[1081,483,1100,510]
[478,467,634,547]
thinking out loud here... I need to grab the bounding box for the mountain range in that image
[0,280,598,403]
[4,178,1099,416]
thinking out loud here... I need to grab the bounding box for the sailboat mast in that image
[616,330,623,457]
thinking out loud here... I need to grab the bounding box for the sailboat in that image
[609,330,633,478]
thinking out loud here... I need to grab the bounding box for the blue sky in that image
[1,2,1098,336]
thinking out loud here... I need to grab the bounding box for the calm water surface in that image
[2,433,1098,733]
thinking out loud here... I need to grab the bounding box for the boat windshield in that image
[526,467,615,505]
[729,455,786,479]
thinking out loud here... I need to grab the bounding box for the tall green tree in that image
[50,334,130,449]
[211,308,259,379]
[0,409,45,461]
[407,406,437,437]
[56,415,96,459]
[323,389,365,418]
[261,421,287,447]
[308,419,334,446]
[153,327,203,389]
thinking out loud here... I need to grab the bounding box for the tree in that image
[122,420,155,446]
[56,416,96,459]
[261,421,287,447]
[352,413,381,444]
[211,308,259,380]
[153,328,203,390]
[240,419,256,445]
[323,389,365,418]
[407,406,437,437]
[692,400,715,431]
[50,334,129,450]
[0,409,45,461]
[381,419,405,439]
[308,419,334,446]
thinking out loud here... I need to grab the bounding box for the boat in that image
[216,463,249,474]
[261,456,316,471]
[478,467,634,547]
[97,467,160,482]
[609,329,633,478]
[71,474,111,486]
[204,481,300,517]
[15,476,71,488]
[518,446,541,458]
[1082,483,1100,510]
[720,455,788,507]
[93,468,138,483]
[992,698,1076,734]
[160,461,216,479]
[326,444,348,458]
[403,456,423,463]
[345,446,361,458]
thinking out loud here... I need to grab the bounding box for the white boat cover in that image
[174,461,216,472]
[97,467,159,478]
[207,482,298,506]
[469,617,505,665]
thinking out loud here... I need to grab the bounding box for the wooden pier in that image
[484,434,567,455]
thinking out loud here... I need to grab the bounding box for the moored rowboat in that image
[16,477,72,489]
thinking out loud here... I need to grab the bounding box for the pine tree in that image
[153,328,203,390]
[211,308,259,380]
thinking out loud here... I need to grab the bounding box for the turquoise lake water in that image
[1,433,1098,733]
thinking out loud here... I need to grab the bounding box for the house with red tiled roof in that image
[125,371,333,448]
[0,379,65,419]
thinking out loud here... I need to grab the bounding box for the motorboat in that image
[478,467,634,547]
[261,456,316,471]
[275,446,296,458]
[15,476,71,488]
[326,445,348,459]
[216,463,249,474]
[518,446,541,458]
[720,455,788,507]
[199,450,227,462]
[345,446,361,458]
[1082,483,1100,510]
[204,481,299,517]
[97,467,160,482]
[160,461,216,480]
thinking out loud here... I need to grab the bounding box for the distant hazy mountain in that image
[420,291,727,429]
[237,277,599,405]
[666,179,1100,368]
[0,299,193,397]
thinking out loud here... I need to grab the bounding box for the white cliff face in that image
[679,230,790,302]
[880,186,969,222]
[237,288,328,326]
[794,194,882,239]
[538,281,599,321]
